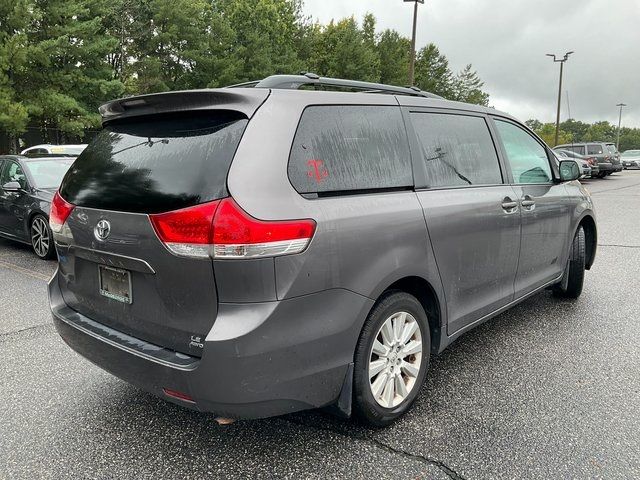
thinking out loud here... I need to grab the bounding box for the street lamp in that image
[616,103,627,151]
[404,0,425,86]
[546,51,574,146]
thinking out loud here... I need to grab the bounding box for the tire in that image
[30,214,55,260]
[553,226,585,299]
[353,291,430,427]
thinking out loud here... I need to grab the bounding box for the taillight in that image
[150,198,316,259]
[50,191,75,233]
[150,200,221,258]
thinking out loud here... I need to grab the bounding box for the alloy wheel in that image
[31,216,51,258]
[368,311,423,408]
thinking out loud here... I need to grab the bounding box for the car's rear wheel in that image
[31,215,55,260]
[553,226,585,299]
[353,291,430,426]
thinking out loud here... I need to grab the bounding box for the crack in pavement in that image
[598,243,640,249]
[283,417,466,480]
[0,258,51,281]
[589,180,640,195]
[0,323,54,343]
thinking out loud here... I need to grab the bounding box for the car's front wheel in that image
[353,291,430,426]
[30,214,55,260]
[553,226,585,299]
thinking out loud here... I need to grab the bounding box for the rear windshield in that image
[587,144,604,155]
[60,112,247,213]
[606,144,617,154]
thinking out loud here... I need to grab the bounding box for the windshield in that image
[24,159,74,189]
[622,150,640,157]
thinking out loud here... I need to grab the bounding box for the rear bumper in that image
[597,162,614,172]
[50,271,373,419]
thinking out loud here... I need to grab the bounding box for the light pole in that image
[405,0,424,86]
[546,51,574,146]
[616,103,627,151]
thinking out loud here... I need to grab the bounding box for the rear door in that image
[0,160,29,238]
[406,109,521,335]
[492,118,571,298]
[55,110,250,356]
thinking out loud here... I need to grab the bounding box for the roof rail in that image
[226,73,444,99]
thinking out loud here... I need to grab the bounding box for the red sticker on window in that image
[307,159,329,183]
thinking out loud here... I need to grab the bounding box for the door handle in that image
[501,197,518,213]
[521,195,536,210]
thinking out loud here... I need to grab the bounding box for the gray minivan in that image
[49,75,597,426]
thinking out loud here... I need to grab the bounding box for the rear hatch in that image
[53,92,265,356]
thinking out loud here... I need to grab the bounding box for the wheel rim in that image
[368,311,423,408]
[31,217,50,258]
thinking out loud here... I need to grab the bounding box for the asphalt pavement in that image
[1,172,639,479]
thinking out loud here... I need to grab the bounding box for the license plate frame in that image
[98,265,133,304]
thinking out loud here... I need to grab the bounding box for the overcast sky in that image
[303,0,640,127]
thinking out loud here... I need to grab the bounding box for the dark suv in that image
[555,142,622,177]
[50,75,597,426]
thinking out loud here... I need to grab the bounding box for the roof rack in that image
[226,73,444,99]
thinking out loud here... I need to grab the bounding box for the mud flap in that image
[325,363,354,418]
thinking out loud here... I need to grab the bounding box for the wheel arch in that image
[377,275,444,355]
[577,214,597,270]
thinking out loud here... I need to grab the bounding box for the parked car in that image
[49,74,597,426]
[0,155,75,258]
[21,144,87,156]
[605,143,622,171]
[553,150,592,178]
[621,150,640,169]
[553,148,600,178]
[555,142,622,177]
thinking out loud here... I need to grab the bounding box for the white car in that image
[21,144,87,155]
[621,150,640,169]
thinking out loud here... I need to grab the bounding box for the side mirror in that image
[2,181,22,192]
[559,160,581,182]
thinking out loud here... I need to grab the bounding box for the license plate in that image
[99,265,132,304]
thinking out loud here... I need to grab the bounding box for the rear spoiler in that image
[98,88,270,125]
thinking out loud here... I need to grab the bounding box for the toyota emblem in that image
[94,219,111,241]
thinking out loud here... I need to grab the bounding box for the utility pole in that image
[616,103,627,151]
[546,51,574,146]
[405,0,424,86]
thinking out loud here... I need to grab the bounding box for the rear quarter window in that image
[288,106,412,195]
[60,111,248,213]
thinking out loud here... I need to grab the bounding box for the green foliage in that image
[529,118,640,150]
[451,64,489,106]
[377,30,410,86]
[0,2,494,152]
[414,44,454,98]
[534,123,573,147]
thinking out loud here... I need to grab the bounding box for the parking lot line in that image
[0,259,51,282]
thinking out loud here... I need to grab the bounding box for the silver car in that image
[622,150,640,169]
[49,74,597,426]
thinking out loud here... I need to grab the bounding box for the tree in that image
[583,121,616,143]
[414,43,454,98]
[310,16,380,82]
[377,29,410,87]
[525,119,543,131]
[533,123,572,147]
[452,64,489,106]
[0,0,31,150]
[560,118,590,143]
